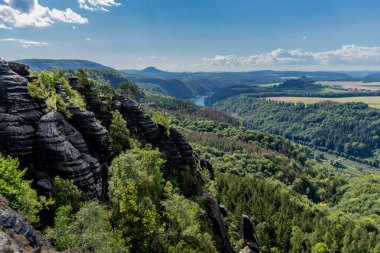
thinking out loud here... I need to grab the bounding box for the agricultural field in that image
[319,81,380,91]
[267,96,380,108]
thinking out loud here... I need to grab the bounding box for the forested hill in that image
[214,95,380,167]
[14,59,113,71]
[141,90,380,253]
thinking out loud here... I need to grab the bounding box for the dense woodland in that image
[141,91,380,253]
[214,95,380,167]
[1,69,379,252]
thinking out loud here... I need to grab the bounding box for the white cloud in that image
[0,22,11,29]
[150,56,156,60]
[203,45,380,67]
[78,0,121,11]
[0,38,48,48]
[0,0,88,28]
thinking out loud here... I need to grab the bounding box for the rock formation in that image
[0,59,109,199]
[239,215,260,253]
[0,197,40,251]
[203,192,234,253]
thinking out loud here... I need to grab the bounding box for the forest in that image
[140,90,380,253]
[213,95,380,168]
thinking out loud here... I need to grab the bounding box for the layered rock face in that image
[112,95,198,171]
[0,197,40,251]
[0,59,109,198]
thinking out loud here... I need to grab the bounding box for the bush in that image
[152,112,170,136]
[46,201,127,252]
[0,155,43,223]
[109,110,130,155]
[51,176,82,213]
[108,146,165,251]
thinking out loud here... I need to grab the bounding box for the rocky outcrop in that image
[68,76,112,126]
[0,59,109,199]
[203,193,234,253]
[239,215,260,253]
[112,95,200,172]
[35,112,102,198]
[9,62,37,82]
[55,81,112,198]
[0,198,40,251]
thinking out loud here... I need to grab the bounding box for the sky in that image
[1,0,380,71]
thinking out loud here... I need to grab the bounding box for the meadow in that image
[319,81,380,91]
[267,96,380,108]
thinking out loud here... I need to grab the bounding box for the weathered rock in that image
[35,112,102,198]
[113,96,159,144]
[203,192,234,253]
[0,58,111,199]
[0,58,42,168]
[240,215,260,253]
[0,198,40,250]
[8,62,37,82]
[68,76,112,126]
[219,204,228,218]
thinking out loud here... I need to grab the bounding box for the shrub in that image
[109,110,130,155]
[0,155,43,223]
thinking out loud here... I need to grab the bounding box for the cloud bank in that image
[0,0,88,28]
[203,45,380,67]
[78,0,121,11]
[0,38,48,48]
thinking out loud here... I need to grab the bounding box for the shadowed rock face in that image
[240,215,260,253]
[0,59,42,168]
[36,112,102,198]
[203,193,234,253]
[112,95,198,171]
[0,59,109,199]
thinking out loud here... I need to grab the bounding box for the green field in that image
[267,96,380,108]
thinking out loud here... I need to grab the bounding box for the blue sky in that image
[1,0,380,71]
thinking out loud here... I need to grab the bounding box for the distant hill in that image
[277,77,320,89]
[14,59,113,71]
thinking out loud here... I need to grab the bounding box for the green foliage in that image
[108,146,165,251]
[27,70,73,118]
[312,242,331,253]
[152,112,170,136]
[119,81,137,97]
[217,173,380,253]
[46,201,127,252]
[95,83,116,112]
[59,76,86,110]
[215,97,380,167]
[39,70,56,91]
[51,176,82,213]
[76,68,95,90]
[27,81,47,99]
[109,110,130,155]
[161,182,217,253]
[0,155,43,223]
